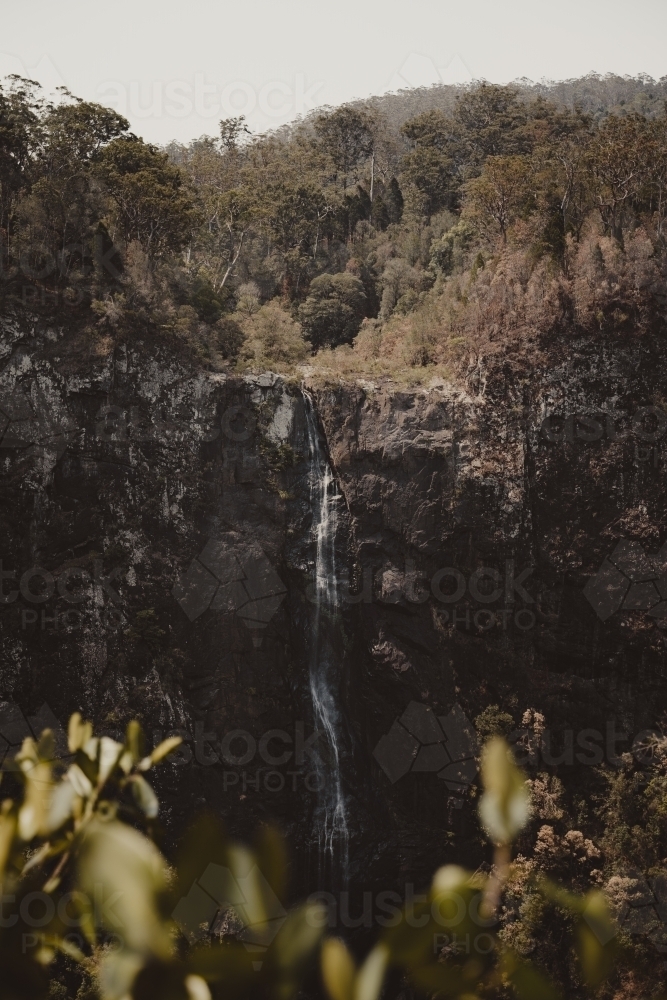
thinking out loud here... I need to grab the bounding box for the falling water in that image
[302,389,349,883]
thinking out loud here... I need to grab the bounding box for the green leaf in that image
[577,891,616,986]
[77,895,97,947]
[478,738,530,846]
[66,762,93,798]
[98,736,125,786]
[98,950,144,1000]
[0,809,17,874]
[321,937,356,1000]
[36,729,55,763]
[431,864,470,895]
[46,778,77,833]
[149,735,183,766]
[125,719,143,762]
[68,712,93,753]
[73,745,98,787]
[129,774,159,819]
[184,974,212,1000]
[226,844,270,927]
[130,958,192,1000]
[82,736,99,765]
[77,818,171,958]
[172,814,227,906]
[254,823,288,903]
[409,962,469,997]
[188,941,256,989]
[270,901,323,961]
[354,943,389,1000]
[18,757,52,841]
[503,951,561,1000]
[382,901,435,966]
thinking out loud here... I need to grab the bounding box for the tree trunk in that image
[370,150,375,206]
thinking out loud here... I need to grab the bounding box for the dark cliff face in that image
[0,323,312,857]
[313,340,667,884]
[1,316,667,905]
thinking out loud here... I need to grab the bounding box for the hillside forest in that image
[1,73,667,377]
[4,71,667,1000]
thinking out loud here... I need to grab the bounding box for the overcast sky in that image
[2,0,665,145]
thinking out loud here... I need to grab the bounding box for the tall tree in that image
[314,106,373,190]
[260,180,329,294]
[298,271,366,348]
[451,84,530,170]
[463,155,530,243]
[400,110,454,218]
[644,116,667,240]
[586,113,649,240]
[14,94,129,284]
[0,77,41,238]
[96,136,197,262]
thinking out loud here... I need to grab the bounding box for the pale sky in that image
[2,0,665,145]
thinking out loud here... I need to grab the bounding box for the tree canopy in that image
[2,73,667,365]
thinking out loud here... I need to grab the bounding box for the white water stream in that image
[303,390,349,881]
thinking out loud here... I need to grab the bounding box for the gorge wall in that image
[1,314,667,911]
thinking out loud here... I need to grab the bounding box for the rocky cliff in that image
[1,315,667,911]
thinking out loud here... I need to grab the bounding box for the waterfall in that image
[302,389,349,882]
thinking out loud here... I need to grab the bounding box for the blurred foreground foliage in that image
[0,716,621,1000]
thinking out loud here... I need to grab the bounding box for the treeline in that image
[1,74,667,371]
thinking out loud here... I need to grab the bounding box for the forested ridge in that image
[4,71,667,1000]
[2,71,667,374]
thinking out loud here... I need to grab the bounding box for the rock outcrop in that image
[2,316,667,902]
